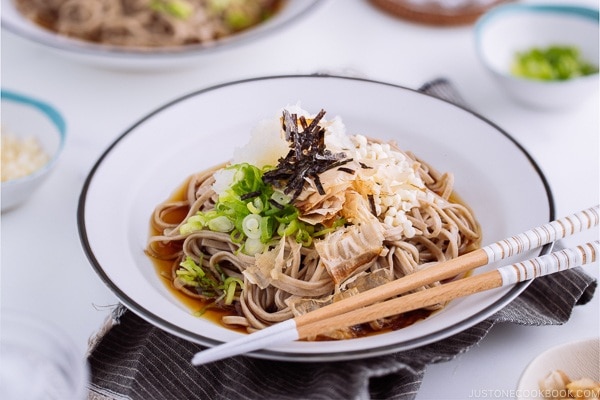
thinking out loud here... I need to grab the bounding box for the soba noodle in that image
[14,0,281,49]
[146,107,481,339]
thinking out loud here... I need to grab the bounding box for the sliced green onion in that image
[230,229,244,243]
[150,0,194,19]
[271,190,291,206]
[277,222,287,237]
[296,229,312,246]
[247,197,264,214]
[274,209,299,223]
[313,217,347,237]
[176,256,221,297]
[242,214,262,239]
[511,45,598,81]
[259,216,274,242]
[283,219,299,236]
[179,256,205,277]
[222,277,244,305]
[179,214,206,234]
[243,237,265,255]
[208,215,234,232]
[193,296,224,317]
[179,162,345,252]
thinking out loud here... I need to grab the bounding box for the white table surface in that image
[1,0,598,399]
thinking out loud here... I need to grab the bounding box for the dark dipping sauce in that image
[148,179,248,335]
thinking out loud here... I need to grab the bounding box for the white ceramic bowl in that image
[475,3,599,110]
[78,75,554,362]
[517,338,600,400]
[0,0,324,71]
[1,90,67,212]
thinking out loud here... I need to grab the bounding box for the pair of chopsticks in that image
[191,205,599,365]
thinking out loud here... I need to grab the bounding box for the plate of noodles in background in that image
[78,75,553,361]
[0,0,323,70]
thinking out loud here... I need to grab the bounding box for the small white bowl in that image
[475,3,599,110]
[1,90,67,212]
[517,338,600,400]
[0,0,324,71]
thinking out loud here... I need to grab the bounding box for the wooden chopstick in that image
[297,241,598,339]
[191,205,599,365]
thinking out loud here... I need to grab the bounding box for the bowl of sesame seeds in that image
[1,90,67,212]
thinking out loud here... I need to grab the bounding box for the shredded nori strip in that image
[268,198,285,209]
[359,162,372,169]
[367,194,376,216]
[313,175,325,195]
[263,109,349,200]
[240,191,261,200]
[337,167,355,175]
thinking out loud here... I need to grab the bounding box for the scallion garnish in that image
[180,163,326,255]
[150,0,194,19]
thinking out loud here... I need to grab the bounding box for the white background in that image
[1,0,598,399]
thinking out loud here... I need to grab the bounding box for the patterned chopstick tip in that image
[499,241,599,285]
[484,206,599,263]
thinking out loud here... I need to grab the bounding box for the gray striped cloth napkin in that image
[86,79,597,400]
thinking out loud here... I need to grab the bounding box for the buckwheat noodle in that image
[146,141,481,338]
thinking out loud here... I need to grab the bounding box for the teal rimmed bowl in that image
[475,3,599,109]
[1,90,67,212]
